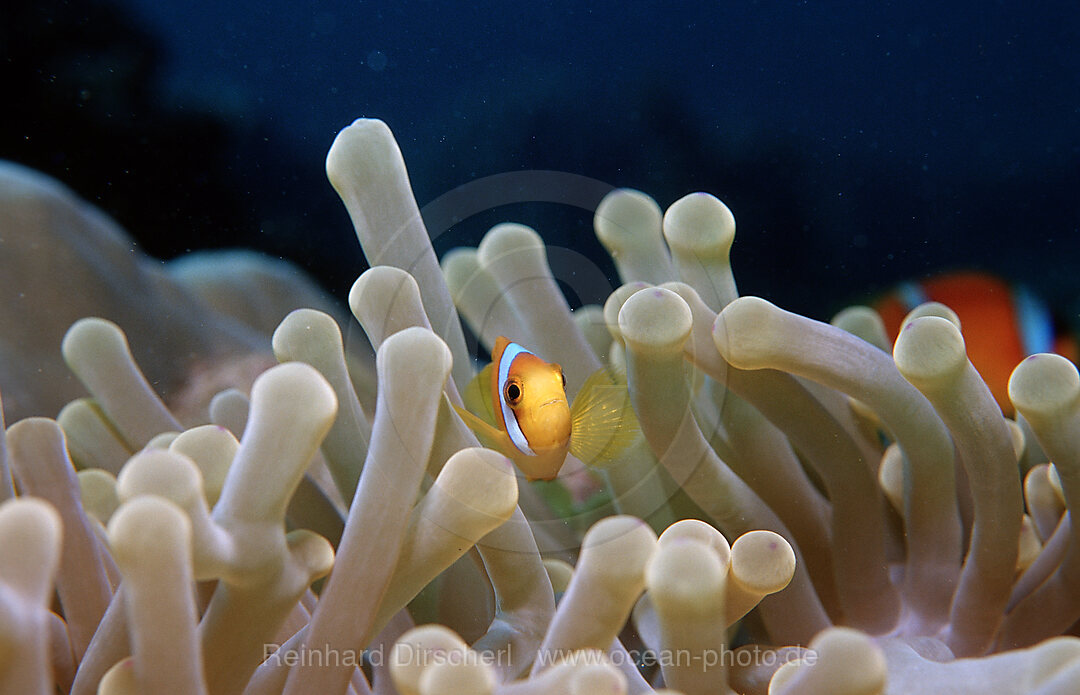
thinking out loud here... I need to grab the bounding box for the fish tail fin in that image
[568,368,640,466]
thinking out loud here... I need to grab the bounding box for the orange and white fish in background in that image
[875,271,1078,415]
[454,336,639,480]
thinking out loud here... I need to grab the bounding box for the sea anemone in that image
[2,118,1079,694]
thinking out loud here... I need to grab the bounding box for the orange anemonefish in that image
[875,271,1077,415]
[453,336,639,480]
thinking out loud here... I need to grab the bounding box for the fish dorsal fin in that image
[569,368,640,466]
[463,362,498,427]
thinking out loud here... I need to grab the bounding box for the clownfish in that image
[875,271,1077,415]
[453,337,639,480]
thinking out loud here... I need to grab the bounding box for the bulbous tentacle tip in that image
[61,317,127,364]
[251,361,339,426]
[115,448,204,510]
[285,528,335,582]
[658,518,732,563]
[390,625,470,695]
[770,627,886,695]
[603,282,653,341]
[617,287,693,353]
[107,495,191,571]
[0,497,63,601]
[1008,352,1080,419]
[476,223,545,266]
[646,537,727,614]
[580,515,658,582]
[662,192,736,256]
[730,530,796,596]
[711,295,780,367]
[594,188,663,247]
[325,118,394,168]
[376,326,454,385]
[893,315,969,389]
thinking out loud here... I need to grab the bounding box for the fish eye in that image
[560,371,566,391]
[505,380,522,405]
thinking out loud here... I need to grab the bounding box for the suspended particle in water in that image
[367,50,388,72]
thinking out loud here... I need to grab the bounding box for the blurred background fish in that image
[875,271,1078,415]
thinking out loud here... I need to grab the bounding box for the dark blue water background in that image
[7,0,1080,321]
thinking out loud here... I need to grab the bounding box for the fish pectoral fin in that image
[455,404,567,480]
[453,403,511,452]
[569,369,641,466]
[462,363,497,426]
